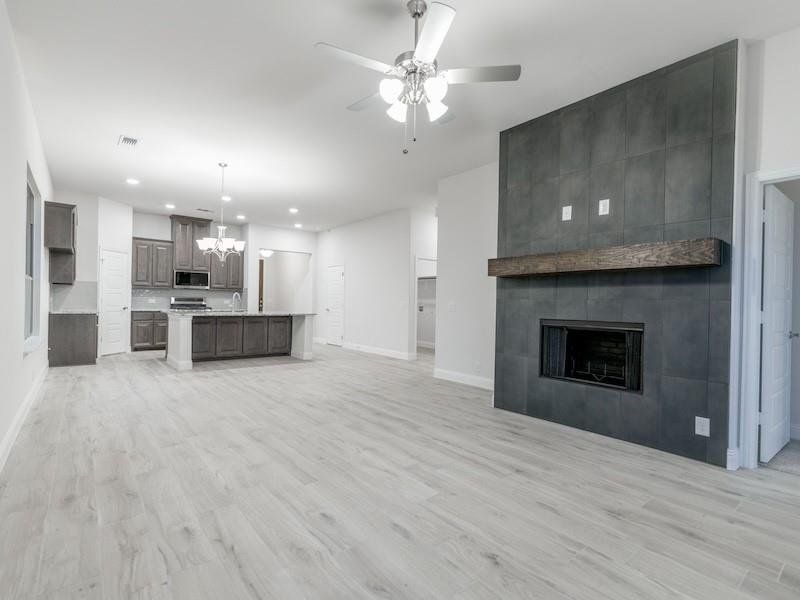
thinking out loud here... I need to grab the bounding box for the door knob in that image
[789,331,799,339]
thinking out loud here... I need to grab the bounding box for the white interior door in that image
[99,248,129,355]
[760,186,795,462]
[326,265,344,346]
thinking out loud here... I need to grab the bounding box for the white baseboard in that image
[342,342,414,361]
[726,447,740,471]
[417,341,435,350]
[313,337,327,345]
[434,367,494,391]
[0,365,48,474]
[791,424,800,440]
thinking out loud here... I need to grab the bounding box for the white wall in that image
[132,211,172,240]
[434,162,498,390]
[0,0,54,468]
[315,209,415,359]
[244,223,316,313]
[262,251,313,314]
[745,27,800,174]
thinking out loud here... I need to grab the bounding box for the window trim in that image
[24,167,42,354]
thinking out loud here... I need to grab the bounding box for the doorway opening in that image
[759,181,800,474]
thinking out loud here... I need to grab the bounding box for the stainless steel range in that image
[169,297,212,311]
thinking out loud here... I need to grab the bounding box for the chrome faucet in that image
[232,291,242,312]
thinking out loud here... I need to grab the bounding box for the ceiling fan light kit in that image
[315,0,521,148]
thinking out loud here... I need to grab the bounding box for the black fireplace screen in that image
[540,320,643,392]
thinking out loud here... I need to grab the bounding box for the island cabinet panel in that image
[132,240,154,287]
[215,317,244,357]
[267,316,292,355]
[192,317,217,359]
[152,242,173,287]
[242,317,269,355]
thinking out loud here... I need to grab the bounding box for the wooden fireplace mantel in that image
[488,238,722,278]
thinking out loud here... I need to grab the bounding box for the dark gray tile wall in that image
[495,41,736,467]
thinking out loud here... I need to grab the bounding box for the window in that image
[24,175,41,345]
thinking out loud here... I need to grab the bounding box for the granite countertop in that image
[50,309,97,315]
[161,310,315,317]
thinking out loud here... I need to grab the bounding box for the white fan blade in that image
[315,42,393,74]
[445,65,522,84]
[413,2,456,64]
[346,93,381,111]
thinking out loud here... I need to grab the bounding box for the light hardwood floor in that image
[1,345,800,599]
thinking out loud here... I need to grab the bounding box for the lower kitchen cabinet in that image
[242,317,269,355]
[267,316,292,355]
[191,317,217,359]
[49,313,97,367]
[192,315,291,361]
[131,311,168,350]
[215,317,243,357]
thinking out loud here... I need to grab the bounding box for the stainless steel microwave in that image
[174,271,210,289]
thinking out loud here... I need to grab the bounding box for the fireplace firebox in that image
[540,320,643,392]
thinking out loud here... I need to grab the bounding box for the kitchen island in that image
[163,311,315,371]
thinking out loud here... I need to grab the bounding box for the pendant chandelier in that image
[196,162,245,262]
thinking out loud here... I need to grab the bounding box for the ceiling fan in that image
[315,0,521,126]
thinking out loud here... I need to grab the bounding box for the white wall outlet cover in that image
[598,198,610,216]
[695,416,710,437]
[561,205,572,221]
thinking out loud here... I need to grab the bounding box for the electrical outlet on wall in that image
[561,205,572,221]
[598,198,610,216]
[694,416,710,437]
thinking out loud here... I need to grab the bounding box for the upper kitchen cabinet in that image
[44,202,75,252]
[210,251,244,290]
[131,238,173,288]
[171,215,211,272]
[44,201,76,284]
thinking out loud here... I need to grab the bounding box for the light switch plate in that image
[695,416,710,437]
[598,198,610,216]
[561,205,572,221]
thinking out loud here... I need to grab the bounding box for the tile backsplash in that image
[131,288,248,310]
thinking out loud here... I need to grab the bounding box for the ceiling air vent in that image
[195,208,214,214]
[117,135,139,147]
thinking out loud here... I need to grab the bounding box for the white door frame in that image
[738,167,800,469]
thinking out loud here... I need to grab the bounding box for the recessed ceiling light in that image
[221,195,232,202]
[126,178,140,185]
[289,208,299,214]
[236,214,245,220]
[294,223,303,228]
[165,203,175,210]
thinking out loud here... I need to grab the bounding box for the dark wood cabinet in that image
[132,239,153,286]
[192,315,292,361]
[152,242,173,287]
[131,311,168,350]
[215,317,243,357]
[44,202,75,251]
[227,253,244,290]
[242,317,269,355]
[45,202,76,285]
[49,313,97,366]
[192,317,217,359]
[132,238,174,288]
[171,215,211,272]
[209,252,244,290]
[267,316,292,355]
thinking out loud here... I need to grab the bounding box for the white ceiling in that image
[8,0,800,230]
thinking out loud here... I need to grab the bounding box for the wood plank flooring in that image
[1,344,799,599]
